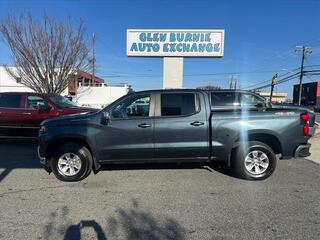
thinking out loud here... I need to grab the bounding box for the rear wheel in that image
[50,143,92,182]
[232,141,277,180]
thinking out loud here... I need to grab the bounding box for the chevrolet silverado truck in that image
[0,92,98,138]
[38,89,316,182]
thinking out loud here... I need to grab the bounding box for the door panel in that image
[97,118,154,161]
[154,93,209,160]
[21,95,57,137]
[96,94,154,161]
[0,93,27,137]
[0,108,27,137]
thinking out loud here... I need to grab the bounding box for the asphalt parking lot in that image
[0,140,319,240]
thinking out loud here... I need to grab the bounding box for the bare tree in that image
[0,13,90,94]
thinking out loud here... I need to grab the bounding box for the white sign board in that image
[127,29,224,57]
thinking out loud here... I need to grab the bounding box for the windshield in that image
[49,95,78,108]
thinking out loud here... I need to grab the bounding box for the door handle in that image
[138,123,151,128]
[22,112,32,115]
[190,121,204,126]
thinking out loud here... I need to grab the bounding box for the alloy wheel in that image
[57,153,82,176]
[244,150,269,175]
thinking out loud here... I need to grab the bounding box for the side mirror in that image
[255,102,266,109]
[101,112,111,125]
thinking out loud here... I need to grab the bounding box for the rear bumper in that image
[309,126,316,136]
[294,143,311,158]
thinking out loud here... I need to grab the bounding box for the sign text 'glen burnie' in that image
[129,32,221,53]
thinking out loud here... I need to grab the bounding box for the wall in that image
[74,85,130,108]
[257,92,288,103]
[0,66,34,93]
[293,82,318,105]
[0,66,130,108]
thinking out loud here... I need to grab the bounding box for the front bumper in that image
[294,143,311,158]
[37,145,51,173]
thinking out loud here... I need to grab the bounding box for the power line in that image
[250,72,301,91]
[248,62,320,92]
[243,67,301,89]
[101,64,320,79]
[100,68,299,79]
[251,68,320,91]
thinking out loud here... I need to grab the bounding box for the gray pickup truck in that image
[38,89,316,182]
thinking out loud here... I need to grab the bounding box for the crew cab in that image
[0,92,98,138]
[38,89,316,181]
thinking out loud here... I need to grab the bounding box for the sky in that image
[0,0,320,97]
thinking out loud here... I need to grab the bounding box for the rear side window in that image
[161,93,196,116]
[239,93,265,106]
[0,94,21,108]
[211,92,237,107]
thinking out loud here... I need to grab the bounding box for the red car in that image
[0,92,98,139]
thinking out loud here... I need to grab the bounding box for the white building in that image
[75,84,131,108]
[0,66,33,92]
[257,91,288,103]
[0,66,131,108]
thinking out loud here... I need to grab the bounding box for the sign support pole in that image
[163,57,184,89]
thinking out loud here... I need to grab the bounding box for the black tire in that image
[50,143,92,182]
[232,141,277,180]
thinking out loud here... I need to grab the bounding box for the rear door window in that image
[161,93,197,116]
[0,94,21,108]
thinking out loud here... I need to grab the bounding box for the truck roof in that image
[129,89,256,94]
[0,92,60,96]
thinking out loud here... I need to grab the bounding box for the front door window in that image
[111,95,150,119]
[26,95,48,109]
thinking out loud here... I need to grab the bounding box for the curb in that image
[314,122,319,136]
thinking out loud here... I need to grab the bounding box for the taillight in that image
[300,113,309,122]
[300,113,310,136]
[303,125,310,136]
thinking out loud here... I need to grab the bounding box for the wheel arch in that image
[233,132,283,155]
[46,137,100,172]
[231,139,278,180]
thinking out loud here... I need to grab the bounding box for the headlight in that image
[39,125,47,134]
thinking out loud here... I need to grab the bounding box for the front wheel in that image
[50,143,92,182]
[232,141,277,180]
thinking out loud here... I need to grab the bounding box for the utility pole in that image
[91,33,96,85]
[229,75,237,90]
[229,75,233,89]
[270,73,277,102]
[295,46,312,105]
